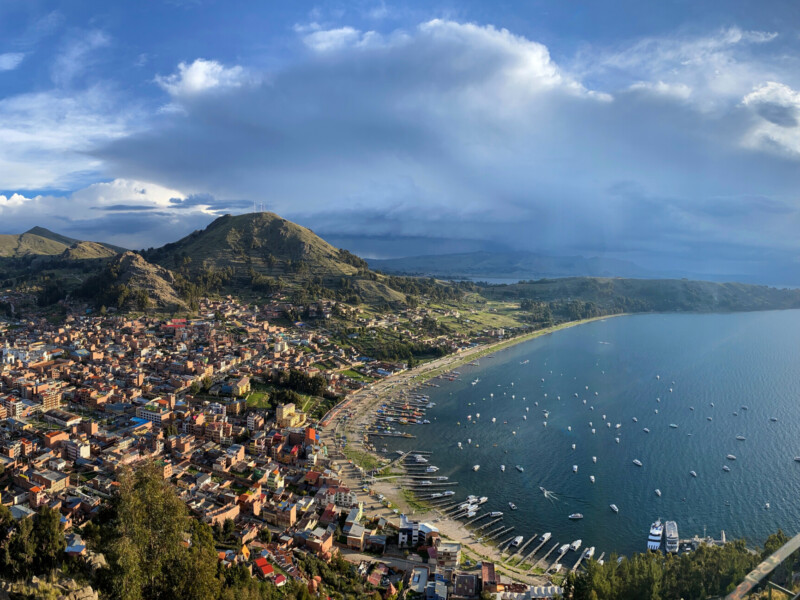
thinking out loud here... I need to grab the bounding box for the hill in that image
[368,250,653,280]
[76,252,187,312]
[482,277,800,315]
[60,241,118,261]
[0,227,124,259]
[144,212,438,306]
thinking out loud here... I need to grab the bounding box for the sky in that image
[2,1,800,281]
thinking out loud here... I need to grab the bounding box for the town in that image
[0,292,557,600]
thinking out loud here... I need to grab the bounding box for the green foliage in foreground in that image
[565,538,764,600]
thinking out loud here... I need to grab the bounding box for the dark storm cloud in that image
[89,21,800,273]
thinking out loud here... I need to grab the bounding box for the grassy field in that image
[246,391,271,408]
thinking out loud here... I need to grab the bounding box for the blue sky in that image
[2,0,800,281]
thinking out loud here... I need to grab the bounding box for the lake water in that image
[381,311,800,556]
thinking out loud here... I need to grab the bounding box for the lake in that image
[381,311,800,556]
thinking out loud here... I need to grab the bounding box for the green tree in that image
[32,505,65,573]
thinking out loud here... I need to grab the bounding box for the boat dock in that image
[519,536,550,567]
[533,542,560,570]
[498,534,520,551]
[486,526,514,542]
[474,517,503,532]
[466,513,492,525]
[509,533,537,559]
[571,552,586,572]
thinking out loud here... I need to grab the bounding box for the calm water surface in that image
[381,311,800,556]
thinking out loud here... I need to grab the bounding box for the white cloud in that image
[742,81,800,155]
[51,29,110,86]
[303,27,369,52]
[0,85,139,190]
[156,58,248,96]
[629,80,692,100]
[0,53,25,71]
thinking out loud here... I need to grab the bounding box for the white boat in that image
[765,502,770,509]
[567,426,571,431]
[443,491,455,496]
[571,444,576,450]
[584,546,596,559]
[509,502,517,510]
[771,417,779,422]
[458,442,463,449]
[647,520,663,551]
[511,535,524,548]
[794,457,800,463]
[490,511,503,517]
[589,475,595,483]
[523,415,527,420]
[633,459,643,466]
[736,436,746,441]
[500,465,505,472]
[615,437,620,443]
[632,417,638,422]
[426,466,439,472]
[655,489,661,497]
[722,465,731,472]
[707,416,713,421]
[592,456,597,463]
[516,465,524,472]
[690,470,697,477]
[669,424,678,429]
[436,476,448,480]
[558,544,570,554]
[491,417,496,423]
[643,428,650,433]
[610,504,619,513]
[665,521,679,553]
[592,428,596,434]
[539,532,552,542]
[473,465,480,472]
[726,454,736,460]
[573,465,578,473]
[570,539,582,552]
[568,513,583,520]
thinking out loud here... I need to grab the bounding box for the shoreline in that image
[321,313,626,585]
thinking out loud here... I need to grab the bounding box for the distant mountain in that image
[0,227,125,259]
[368,250,654,280]
[60,241,118,261]
[483,277,800,314]
[144,212,416,305]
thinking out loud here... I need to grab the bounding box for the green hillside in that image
[482,277,800,314]
[60,241,118,260]
[144,212,423,305]
[0,232,68,257]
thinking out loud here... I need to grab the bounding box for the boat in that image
[490,511,503,517]
[589,475,595,483]
[707,416,713,421]
[570,539,582,552]
[655,489,661,497]
[615,437,620,443]
[573,465,578,473]
[592,456,597,463]
[736,436,746,441]
[511,536,524,548]
[610,504,619,513]
[664,521,679,553]
[765,502,770,509]
[567,426,571,431]
[726,454,736,460]
[457,442,462,449]
[771,417,779,422]
[473,465,480,472]
[643,427,650,433]
[584,546,596,559]
[794,457,800,463]
[435,476,448,480]
[571,444,576,450]
[632,417,638,423]
[633,459,643,467]
[431,493,443,498]
[568,513,584,520]
[491,417,496,423]
[669,424,678,429]
[742,405,749,410]
[722,465,731,472]
[539,532,552,543]
[558,544,570,555]
[443,491,455,496]
[509,502,517,510]
[647,520,664,551]
[426,466,439,472]
[690,470,697,477]
[500,465,505,472]
[516,465,524,472]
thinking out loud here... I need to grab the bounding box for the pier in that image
[466,513,491,525]
[486,526,515,542]
[498,534,520,551]
[533,542,560,570]
[475,518,503,532]
[519,536,550,567]
[507,533,537,561]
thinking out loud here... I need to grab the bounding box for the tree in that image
[32,505,65,573]
[107,462,193,600]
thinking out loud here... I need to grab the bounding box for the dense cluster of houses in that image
[0,295,555,598]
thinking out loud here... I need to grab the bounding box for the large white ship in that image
[647,520,663,551]
[665,520,679,553]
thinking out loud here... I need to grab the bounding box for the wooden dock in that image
[507,533,536,561]
[533,542,560,570]
[466,513,491,526]
[486,526,514,541]
[520,536,550,567]
[475,518,503,532]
